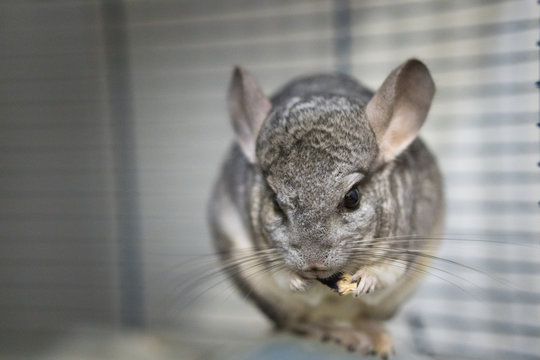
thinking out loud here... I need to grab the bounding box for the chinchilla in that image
[208,59,444,358]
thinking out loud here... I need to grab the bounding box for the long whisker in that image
[160,248,281,306]
[232,261,289,303]
[183,251,281,291]
[164,247,282,274]
[350,250,490,292]
[392,247,516,290]
[344,243,517,290]
[348,234,539,248]
[199,257,289,309]
[165,253,285,314]
[346,255,479,299]
[148,247,282,295]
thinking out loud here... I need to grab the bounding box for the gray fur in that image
[256,95,379,276]
[208,60,444,355]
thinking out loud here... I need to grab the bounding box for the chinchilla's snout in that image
[300,263,330,279]
[288,241,344,279]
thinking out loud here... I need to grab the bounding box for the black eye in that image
[343,187,360,210]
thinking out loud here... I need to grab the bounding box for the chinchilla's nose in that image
[302,263,328,273]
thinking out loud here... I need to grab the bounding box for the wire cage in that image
[0,1,538,359]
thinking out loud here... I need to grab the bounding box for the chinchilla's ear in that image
[228,66,272,164]
[366,59,435,163]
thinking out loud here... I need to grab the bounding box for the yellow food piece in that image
[335,273,357,295]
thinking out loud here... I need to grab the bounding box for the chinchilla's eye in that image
[343,187,360,210]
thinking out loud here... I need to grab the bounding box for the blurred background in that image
[1,0,539,359]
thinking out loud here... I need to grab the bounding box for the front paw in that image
[289,273,313,292]
[351,268,379,297]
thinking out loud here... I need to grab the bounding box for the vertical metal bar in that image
[537,1,540,208]
[101,0,144,327]
[333,0,352,74]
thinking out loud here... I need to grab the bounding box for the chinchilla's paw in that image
[371,331,395,360]
[289,321,373,355]
[351,268,379,297]
[289,320,395,358]
[347,319,395,359]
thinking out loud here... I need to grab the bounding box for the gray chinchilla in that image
[208,59,444,358]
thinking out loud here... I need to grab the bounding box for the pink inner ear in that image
[367,60,435,163]
[378,106,424,162]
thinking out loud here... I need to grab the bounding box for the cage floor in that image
[0,325,427,360]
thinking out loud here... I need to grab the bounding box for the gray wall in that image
[1,1,120,329]
[1,0,539,358]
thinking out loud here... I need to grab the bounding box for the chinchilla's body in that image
[208,60,444,358]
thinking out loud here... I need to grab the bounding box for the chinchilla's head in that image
[227,60,435,279]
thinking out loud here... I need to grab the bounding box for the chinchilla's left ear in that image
[365,59,435,163]
[228,66,272,164]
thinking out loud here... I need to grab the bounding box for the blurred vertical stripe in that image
[101,0,145,328]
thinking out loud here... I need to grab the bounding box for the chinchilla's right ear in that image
[366,59,435,164]
[228,66,272,164]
